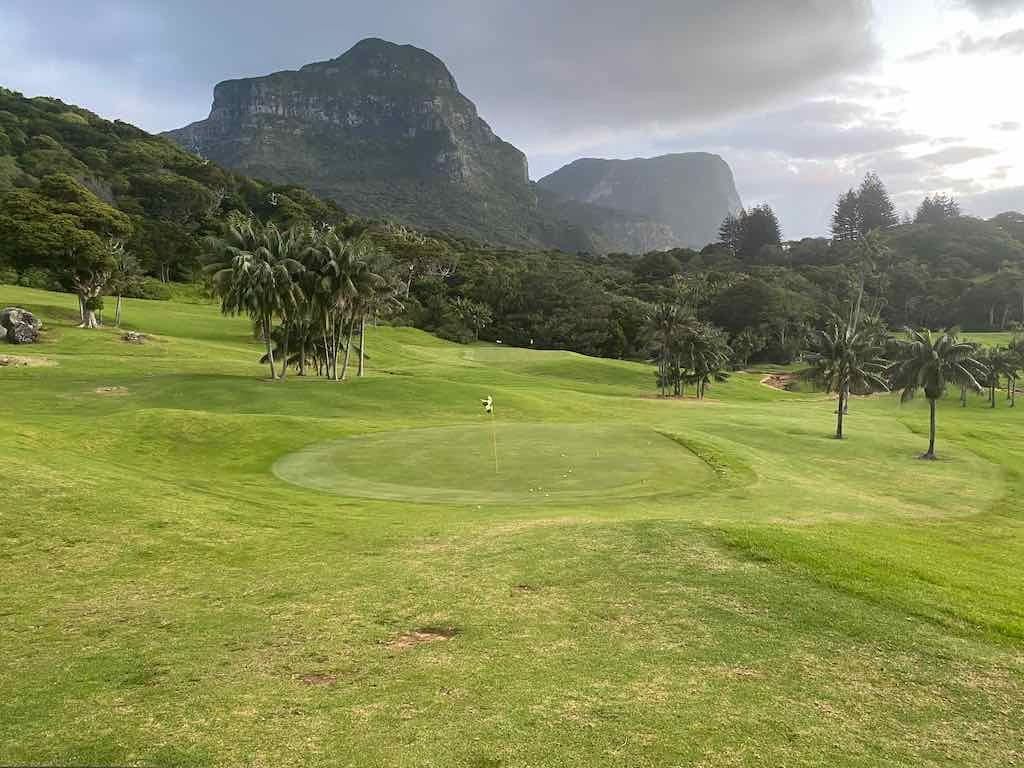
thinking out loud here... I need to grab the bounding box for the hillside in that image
[0,86,352,284]
[2,282,1024,766]
[163,38,690,254]
[538,153,744,249]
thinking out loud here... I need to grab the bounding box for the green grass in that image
[963,331,1020,348]
[2,285,1023,767]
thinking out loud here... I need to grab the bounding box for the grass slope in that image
[2,285,1023,767]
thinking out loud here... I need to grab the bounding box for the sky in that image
[1,0,1022,238]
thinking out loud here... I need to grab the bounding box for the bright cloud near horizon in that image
[1,0,1022,238]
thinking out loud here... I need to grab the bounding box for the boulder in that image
[0,307,42,345]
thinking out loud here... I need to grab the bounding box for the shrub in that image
[17,267,55,290]
[135,277,172,301]
[0,266,17,285]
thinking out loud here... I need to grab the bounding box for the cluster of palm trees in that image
[206,215,400,381]
[807,320,1021,459]
[650,303,732,399]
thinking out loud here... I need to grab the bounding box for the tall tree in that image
[71,238,122,329]
[832,174,897,240]
[805,318,889,438]
[915,194,961,224]
[888,329,986,459]
[718,211,745,255]
[206,216,292,380]
[107,247,143,327]
[856,172,899,234]
[680,323,732,399]
[831,190,862,241]
[739,205,782,260]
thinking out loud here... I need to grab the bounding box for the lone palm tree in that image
[805,318,888,439]
[889,329,986,460]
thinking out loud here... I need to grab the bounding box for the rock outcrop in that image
[164,38,540,247]
[538,154,744,250]
[1,307,42,344]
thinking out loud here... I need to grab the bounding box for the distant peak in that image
[299,38,457,89]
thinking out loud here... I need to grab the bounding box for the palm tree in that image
[354,254,403,377]
[985,347,1018,408]
[1008,338,1024,407]
[305,229,358,381]
[804,318,888,439]
[206,216,292,380]
[261,222,307,380]
[649,303,696,397]
[888,329,986,460]
[681,323,732,400]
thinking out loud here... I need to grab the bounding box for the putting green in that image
[273,423,717,504]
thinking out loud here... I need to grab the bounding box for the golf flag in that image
[481,395,494,414]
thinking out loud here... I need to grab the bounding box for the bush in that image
[17,267,55,290]
[135,277,172,301]
[0,266,17,285]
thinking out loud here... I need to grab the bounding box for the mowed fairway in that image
[2,285,1023,767]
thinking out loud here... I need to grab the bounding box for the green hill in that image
[2,283,1023,766]
[0,85,355,286]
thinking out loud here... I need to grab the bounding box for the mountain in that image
[538,154,744,249]
[164,38,687,254]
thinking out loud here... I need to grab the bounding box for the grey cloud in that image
[686,100,926,160]
[962,185,1024,217]
[907,28,1024,62]
[0,0,878,160]
[957,0,1024,17]
[916,146,1001,166]
[958,28,1024,54]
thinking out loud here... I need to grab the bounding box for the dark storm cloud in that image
[0,0,877,148]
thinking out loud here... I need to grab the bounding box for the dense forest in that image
[2,86,1024,368]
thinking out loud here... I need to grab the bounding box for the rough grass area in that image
[2,285,1023,767]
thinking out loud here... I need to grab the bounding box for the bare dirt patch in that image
[0,354,56,368]
[94,386,130,396]
[760,373,801,392]
[298,673,338,686]
[387,627,459,650]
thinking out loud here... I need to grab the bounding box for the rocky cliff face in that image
[166,40,739,254]
[538,154,744,249]
[165,38,541,245]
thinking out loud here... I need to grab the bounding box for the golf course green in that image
[274,424,717,504]
[2,284,1023,767]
